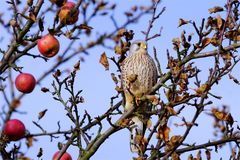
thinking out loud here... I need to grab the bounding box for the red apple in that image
[52,151,72,160]
[37,34,60,58]
[15,73,36,93]
[59,2,79,25]
[3,119,26,141]
[51,0,67,7]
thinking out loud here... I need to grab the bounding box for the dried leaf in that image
[99,52,109,70]
[226,16,235,30]
[115,86,122,92]
[17,154,31,160]
[135,135,145,143]
[125,12,133,17]
[74,60,80,71]
[212,108,234,125]
[78,24,93,31]
[166,106,177,115]
[58,142,63,150]
[38,109,48,120]
[221,52,232,62]
[125,30,134,41]
[109,3,116,10]
[206,16,213,29]
[165,135,182,151]
[216,15,223,29]
[111,73,118,84]
[53,69,61,77]
[169,135,182,146]
[26,136,34,148]
[79,96,84,103]
[172,152,180,160]
[145,95,159,105]
[157,124,170,142]
[87,41,95,48]
[134,157,145,160]
[118,118,130,127]
[165,89,174,101]
[113,35,121,42]
[188,33,194,42]
[225,30,240,41]
[134,135,148,151]
[220,125,226,132]
[181,31,190,48]
[201,38,211,47]
[205,150,211,160]
[97,1,107,10]
[210,36,220,46]
[10,19,18,27]
[194,84,208,96]
[175,94,188,103]
[11,99,21,108]
[50,0,67,7]
[178,18,189,27]
[172,38,180,50]
[117,28,126,36]
[27,0,33,6]
[171,65,181,78]
[29,12,36,22]
[146,119,152,129]
[114,45,122,55]
[226,113,234,126]
[228,74,240,85]
[179,73,188,89]
[212,108,227,120]
[41,87,49,93]
[64,31,73,39]
[188,154,193,160]
[38,18,44,32]
[208,6,223,14]
[197,150,202,160]
[131,6,138,12]
[37,148,43,158]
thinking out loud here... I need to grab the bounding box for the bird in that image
[121,40,158,153]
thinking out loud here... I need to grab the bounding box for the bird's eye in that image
[137,43,141,46]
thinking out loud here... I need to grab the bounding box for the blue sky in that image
[0,0,239,159]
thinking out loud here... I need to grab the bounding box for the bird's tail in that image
[129,116,144,153]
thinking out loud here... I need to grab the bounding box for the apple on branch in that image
[52,151,72,160]
[15,73,36,93]
[59,2,79,25]
[37,34,60,58]
[3,119,26,141]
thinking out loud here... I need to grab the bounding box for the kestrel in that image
[121,40,158,153]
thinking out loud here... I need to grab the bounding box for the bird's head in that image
[129,40,147,55]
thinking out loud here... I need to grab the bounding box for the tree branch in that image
[150,42,240,94]
[161,136,240,156]
[80,107,134,160]
[0,0,44,74]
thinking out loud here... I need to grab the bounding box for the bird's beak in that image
[140,42,147,50]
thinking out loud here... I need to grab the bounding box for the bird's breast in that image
[122,53,158,96]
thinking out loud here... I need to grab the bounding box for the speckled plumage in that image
[121,40,158,110]
[121,40,158,153]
